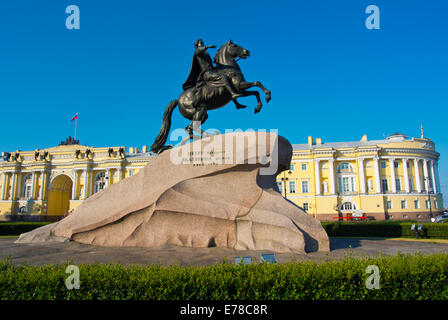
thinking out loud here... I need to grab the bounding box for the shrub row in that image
[1,253,447,300]
[0,222,51,236]
[322,221,448,239]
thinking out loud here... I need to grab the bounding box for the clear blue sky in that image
[0,1,447,203]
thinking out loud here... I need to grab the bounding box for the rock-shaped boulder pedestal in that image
[17,132,329,253]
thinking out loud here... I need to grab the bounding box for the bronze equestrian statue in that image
[151,39,271,154]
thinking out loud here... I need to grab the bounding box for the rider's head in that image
[195,39,204,48]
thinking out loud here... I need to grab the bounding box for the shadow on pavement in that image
[329,238,363,251]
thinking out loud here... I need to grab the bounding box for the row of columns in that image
[313,157,439,195]
[1,166,126,201]
[71,167,124,200]
[1,170,48,201]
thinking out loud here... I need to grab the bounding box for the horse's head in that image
[214,40,250,65]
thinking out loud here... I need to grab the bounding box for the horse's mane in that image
[214,44,228,65]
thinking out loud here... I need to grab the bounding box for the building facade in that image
[0,137,153,221]
[0,133,444,222]
[277,133,443,221]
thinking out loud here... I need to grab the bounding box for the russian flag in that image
[71,113,78,121]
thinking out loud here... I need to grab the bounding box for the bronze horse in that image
[151,40,271,154]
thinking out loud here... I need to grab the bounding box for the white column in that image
[1,172,7,200]
[389,159,396,193]
[39,171,45,200]
[1,172,8,200]
[89,169,94,197]
[16,173,22,199]
[82,169,88,199]
[117,167,122,182]
[71,170,78,200]
[374,157,381,193]
[435,161,441,194]
[10,172,17,200]
[403,159,410,193]
[359,158,366,194]
[423,159,430,192]
[329,159,335,194]
[430,160,437,194]
[30,171,36,200]
[414,158,422,193]
[315,160,321,195]
[106,168,111,188]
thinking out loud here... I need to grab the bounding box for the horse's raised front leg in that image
[238,81,271,103]
[236,90,263,114]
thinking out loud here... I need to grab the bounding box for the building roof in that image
[292,140,384,150]
[292,133,428,151]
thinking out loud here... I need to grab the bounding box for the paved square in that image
[1,237,447,266]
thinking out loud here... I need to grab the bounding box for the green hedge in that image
[322,221,448,239]
[0,222,51,236]
[1,253,447,300]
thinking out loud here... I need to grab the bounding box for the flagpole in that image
[74,117,78,141]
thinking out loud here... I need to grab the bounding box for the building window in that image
[339,177,355,194]
[386,200,392,209]
[22,174,33,200]
[414,200,420,209]
[381,161,387,169]
[426,200,430,209]
[129,170,134,177]
[394,161,399,169]
[336,161,356,194]
[277,181,283,192]
[289,164,294,172]
[409,178,414,192]
[341,202,356,211]
[403,214,408,219]
[303,203,309,212]
[337,162,354,173]
[434,199,438,209]
[395,179,401,192]
[94,172,106,194]
[289,181,296,193]
[407,161,411,169]
[382,179,389,192]
[401,200,407,209]
[301,163,307,171]
[301,180,309,193]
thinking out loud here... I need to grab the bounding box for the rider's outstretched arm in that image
[196,45,216,54]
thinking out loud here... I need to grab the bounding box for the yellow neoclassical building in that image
[0,137,153,221]
[0,132,444,222]
[277,132,443,221]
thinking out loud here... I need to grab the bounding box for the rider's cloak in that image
[182,53,202,91]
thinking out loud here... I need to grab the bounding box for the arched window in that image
[336,162,354,173]
[94,172,106,194]
[341,202,357,211]
[22,174,33,199]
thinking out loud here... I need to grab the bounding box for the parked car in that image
[431,214,448,223]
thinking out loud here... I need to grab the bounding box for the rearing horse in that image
[151,40,271,154]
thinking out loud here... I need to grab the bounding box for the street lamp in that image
[280,169,292,199]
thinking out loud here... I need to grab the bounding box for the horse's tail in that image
[150,99,178,154]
